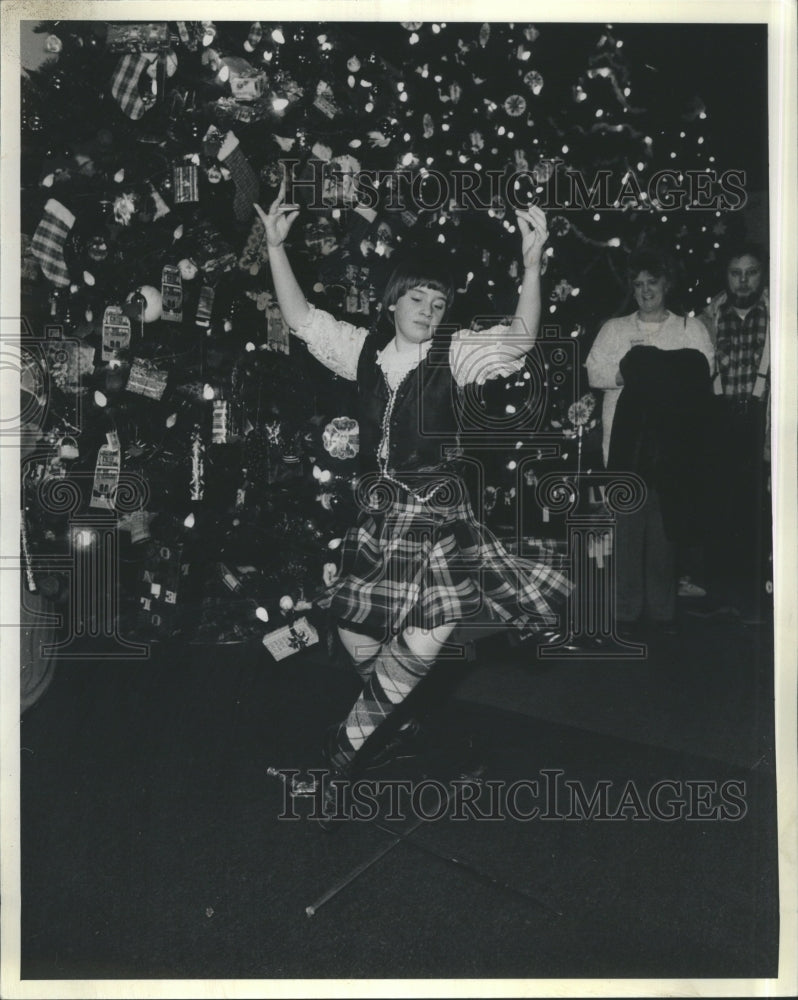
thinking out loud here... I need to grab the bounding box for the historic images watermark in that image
[283,157,749,214]
[274,768,748,824]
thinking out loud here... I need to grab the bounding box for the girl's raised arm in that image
[507,205,548,350]
[253,179,308,331]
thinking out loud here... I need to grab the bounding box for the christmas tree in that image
[19,18,747,647]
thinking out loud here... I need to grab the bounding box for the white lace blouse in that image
[291,305,531,388]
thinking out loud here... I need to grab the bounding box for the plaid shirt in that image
[711,292,769,399]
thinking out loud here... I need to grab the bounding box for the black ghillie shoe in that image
[316,726,354,832]
[361,718,423,773]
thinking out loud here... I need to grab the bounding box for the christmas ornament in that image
[87,236,109,261]
[262,617,319,660]
[126,285,162,323]
[139,538,190,627]
[57,434,80,461]
[126,358,168,399]
[244,22,263,52]
[303,217,338,257]
[106,22,170,53]
[320,155,361,205]
[266,299,290,353]
[44,34,63,54]
[113,191,142,225]
[148,183,171,220]
[118,509,156,545]
[90,431,121,510]
[322,417,359,460]
[190,426,205,500]
[195,285,215,327]
[504,94,527,117]
[173,162,200,203]
[314,81,340,118]
[44,339,95,395]
[178,258,198,281]
[101,306,132,362]
[160,265,183,322]
[566,393,596,428]
[533,158,555,184]
[524,70,544,95]
[212,164,231,186]
[238,215,270,276]
[31,199,75,287]
[212,399,236,444]
[230,67,268,102]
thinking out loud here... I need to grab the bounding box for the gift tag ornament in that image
[102,306,132,362]
[161,265,183,322]
[195,285,215,327]
[90,432,121,510]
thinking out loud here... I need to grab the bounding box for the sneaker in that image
[678,577,707,598]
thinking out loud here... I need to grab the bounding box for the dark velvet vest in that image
[356,327,461,475]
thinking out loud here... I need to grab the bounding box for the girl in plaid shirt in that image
[256,186,570,822]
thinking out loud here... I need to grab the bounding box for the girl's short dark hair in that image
[627,247,677,288]
[380,254,455,315]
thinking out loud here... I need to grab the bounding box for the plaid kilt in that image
[316,483,572,639]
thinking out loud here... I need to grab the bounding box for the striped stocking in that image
[217,132,259,222]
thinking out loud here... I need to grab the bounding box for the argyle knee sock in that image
[327,635,437,771]
[217,132,259,222]
[31,199,76,288]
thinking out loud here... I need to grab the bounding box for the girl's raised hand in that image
[254,174,300,248]
[516,205,549,270]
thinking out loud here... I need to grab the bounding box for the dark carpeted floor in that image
[18,608,778,982]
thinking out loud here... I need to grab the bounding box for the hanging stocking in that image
[110,51,157,120]
[31,198,75,287]
[217,131,259,222]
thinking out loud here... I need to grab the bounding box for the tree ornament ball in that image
[126,285,162,323]
[279,595,294,612]
[45,34,63,54]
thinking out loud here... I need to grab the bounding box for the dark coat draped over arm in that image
[608,345,714,543]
